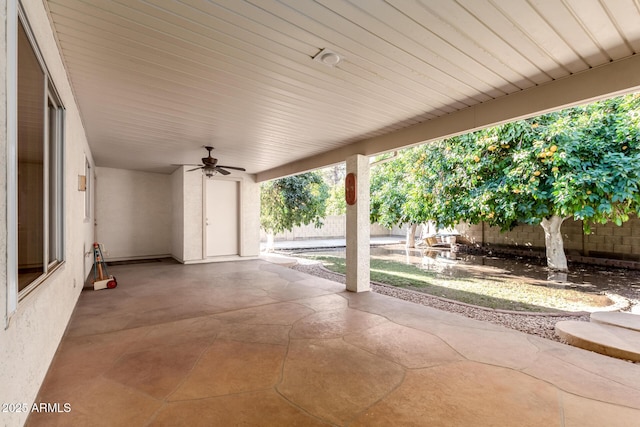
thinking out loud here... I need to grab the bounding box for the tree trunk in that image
[540,215,568,272]
[406,223,418,248]
[265,233,275,252]
[422,221,437,239]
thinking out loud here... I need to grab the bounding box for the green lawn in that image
[300,254,612,312]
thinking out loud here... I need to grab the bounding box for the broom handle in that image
[97,258,105,280]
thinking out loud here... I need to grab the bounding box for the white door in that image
[206,179,239,257]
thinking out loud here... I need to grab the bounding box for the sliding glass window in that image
[17,14,65,296]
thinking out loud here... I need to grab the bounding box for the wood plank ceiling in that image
[44,0,640,176]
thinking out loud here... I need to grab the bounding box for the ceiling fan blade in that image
[187,167,203,172]
[171,163,202,167]
[217,165,246,171]
[215,167,231,175]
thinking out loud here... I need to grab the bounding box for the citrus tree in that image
[260,172,329,250]
[373,93,640,271]
[322,164,347,216]
[370,150,431,247]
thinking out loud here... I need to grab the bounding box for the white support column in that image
[345,154,370,292]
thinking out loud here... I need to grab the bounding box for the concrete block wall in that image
[584,217,640,258]
[454,222,482,244]
[260,215,404,241]
[260,213,640,261]
[260,215,346,241]
[455,216,640,261]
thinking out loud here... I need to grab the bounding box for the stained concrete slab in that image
[555,320,640,362]
[590,311,640,331]
[27,259,640,426]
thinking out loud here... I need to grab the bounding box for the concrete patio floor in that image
[27,258,640,426]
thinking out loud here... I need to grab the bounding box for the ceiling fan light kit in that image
[183,146,246,178]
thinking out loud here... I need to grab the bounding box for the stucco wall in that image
[93,166,262,263]
[0,7,9,418]
[1,2,94,426]
[95,167,172,260]
[240,176,261,257]
[0,0,9,342]
[182,168,204,262]
[455,216,640,260]
[171,168,260,262]
[170,168,185,261]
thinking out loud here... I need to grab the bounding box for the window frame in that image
[7,0,18,321]
[45,89,65,270]
[9,2,66,307]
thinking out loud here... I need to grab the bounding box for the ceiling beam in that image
[257,53,640,182]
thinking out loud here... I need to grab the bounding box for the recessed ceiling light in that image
[313,48,343,67]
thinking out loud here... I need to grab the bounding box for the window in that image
[16,12,65,296]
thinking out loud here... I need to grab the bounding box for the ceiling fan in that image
[184,146,246,177]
